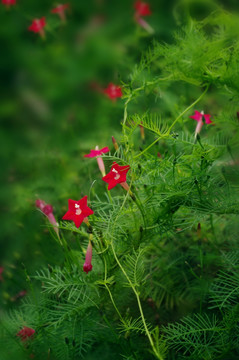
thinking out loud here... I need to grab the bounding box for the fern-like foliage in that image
[163,314,224,359]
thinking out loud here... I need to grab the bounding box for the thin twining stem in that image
[111,242,163,360]
[134,85,209,159]
[103,257,124,322]
[122,75,173,147]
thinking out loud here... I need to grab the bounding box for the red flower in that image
[134,1,151,17]
[104,83,122,101]
[83,240,93,274]
[102,162,130,190]
[84,146,110,158]
[28,17,46,37]
[51,4,69,22]
[62,196,94,228]
[0,267,4,282]
[2,0,16,6]
[17,327,35,342]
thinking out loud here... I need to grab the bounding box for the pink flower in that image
[83,241,93,274]
[104,83,122,101]
[134,1,151,16]
[190,110,213,138]
[17,327,35,342]
[36,199,59,236]
[51,4,69,22]
[2,0,16,6]
[62,196,94,228]
[84,147,110,158]
[28,18,46,38]
[0,267,4,282]
[102,162,130,190]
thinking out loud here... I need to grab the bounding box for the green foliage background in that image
[0,0,239,359]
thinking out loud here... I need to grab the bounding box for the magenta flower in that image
[28,18,46,38]
[17,327,35,342]
[84,146,110,158]
[102,162,130,190]
[83,240,93,274]
[51,4,69,23]
[190,110,213,138]
[36,199,59,236]
[104,83,122,101]
[62,196,94,228]
[84,146,110,177]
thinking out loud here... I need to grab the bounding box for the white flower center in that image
[75,204,82,215]
[112,168,120,180]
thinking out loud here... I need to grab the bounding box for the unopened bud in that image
[112,136,119,150]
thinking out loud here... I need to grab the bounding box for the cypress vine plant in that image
[1,6,239,360]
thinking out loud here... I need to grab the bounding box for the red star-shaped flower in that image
[84,146,110,158]
[62,196,94,228]
[190,110,212,124]
[104,83,122,101]
[2,0,16,6]
[102,162,130,190]
[28,17,46,34]
[17,327,35,342]
[134,1,151,16]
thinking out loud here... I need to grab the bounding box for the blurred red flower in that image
[104,83,122,101]
[2,0,16,6]
[51,3,69,22]
[17,327,35,342]
[28,17,46,37]
[134,1,151,16]
[36,199,59,235]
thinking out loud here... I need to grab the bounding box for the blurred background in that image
[0,0,238,309]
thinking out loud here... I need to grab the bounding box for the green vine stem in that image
[111,241,163,360]
[134,84,209,159]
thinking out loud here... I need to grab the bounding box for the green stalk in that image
[134,85,209,159]
[104,258,124,322]
[111,242,163,360]
[168,85,209,132]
